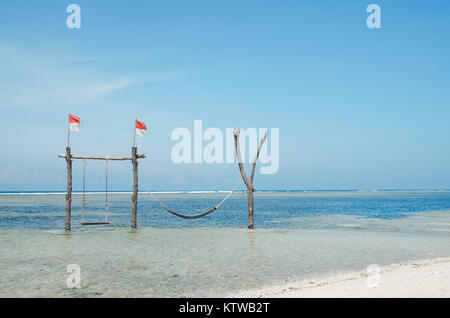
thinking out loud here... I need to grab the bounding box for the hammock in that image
[144,185,238,219]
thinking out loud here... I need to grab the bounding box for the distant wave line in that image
[1,189,449,196]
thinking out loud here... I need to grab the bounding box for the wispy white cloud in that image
[0,41,185,107]
[84,77,138,100]
[38,76,140,102]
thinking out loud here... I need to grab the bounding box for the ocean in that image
[0,190,449,297]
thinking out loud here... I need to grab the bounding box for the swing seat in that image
[81,222,110,225]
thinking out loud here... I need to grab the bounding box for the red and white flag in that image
[135,119,147,137]
[69,114,80,132]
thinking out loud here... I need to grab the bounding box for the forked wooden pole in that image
[233,129,267,229]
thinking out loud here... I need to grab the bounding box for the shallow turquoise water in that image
[0,191,449,297]
[1,190,450,230]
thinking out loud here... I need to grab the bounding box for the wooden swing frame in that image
[58,147,146,230]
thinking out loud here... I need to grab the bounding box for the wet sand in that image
[229,257,450,298]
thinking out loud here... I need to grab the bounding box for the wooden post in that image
[65,147,72,231]
[247,188,254,229]
[131,146,138,228]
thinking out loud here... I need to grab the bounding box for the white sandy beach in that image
[229,258,450,298]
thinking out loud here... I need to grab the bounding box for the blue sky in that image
[0,0,449,191]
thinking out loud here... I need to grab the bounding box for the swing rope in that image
[81,158,110,225]
[105,159,109,223]
[143,183,239,219]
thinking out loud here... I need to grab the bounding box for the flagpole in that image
[133,118,137,147]
[67,113,70,148]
